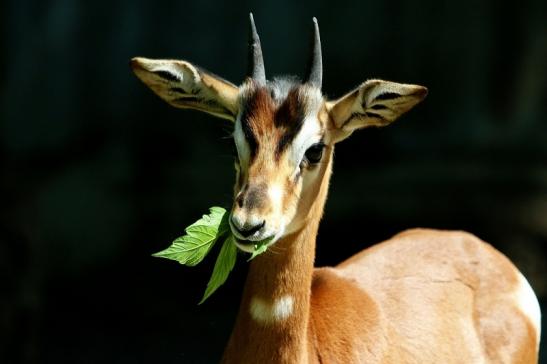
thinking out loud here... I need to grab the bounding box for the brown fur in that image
[309,268,391,363]
[241,87,276,138]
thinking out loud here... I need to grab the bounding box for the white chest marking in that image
[515,272,541,350]
[250,295,294,324]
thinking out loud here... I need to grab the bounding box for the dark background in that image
[1,0,546,362]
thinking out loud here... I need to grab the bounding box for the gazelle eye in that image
[304,142,325,164]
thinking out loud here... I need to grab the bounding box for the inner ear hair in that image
[131,57,240,121]
[328,79,428,133]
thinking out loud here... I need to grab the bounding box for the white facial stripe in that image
[515,272,541,350]
[234,115,251,169]
[250,295,294,324]
[291,115,323,168]
[290,88,325,167]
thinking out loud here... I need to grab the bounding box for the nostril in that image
[233,219,265,238]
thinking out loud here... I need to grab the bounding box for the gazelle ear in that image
[131,57,240,122]
[327,79,427,140]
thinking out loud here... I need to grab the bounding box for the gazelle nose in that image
[231,218,265,238]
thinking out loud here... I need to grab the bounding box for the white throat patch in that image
[250,295,294,324]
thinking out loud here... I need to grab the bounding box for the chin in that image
[233,238,258,253]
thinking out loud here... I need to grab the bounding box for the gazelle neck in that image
[222,151,333,364]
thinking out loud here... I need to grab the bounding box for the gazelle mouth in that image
[234,236,275,253]
[235,237,254,246]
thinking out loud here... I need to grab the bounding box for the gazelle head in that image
[131,14,427,253]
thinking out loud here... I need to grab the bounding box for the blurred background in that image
[1,0,546,362]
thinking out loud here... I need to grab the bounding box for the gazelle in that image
[131,14,541,364]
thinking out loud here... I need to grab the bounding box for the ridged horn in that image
[247,13,266,85]
[304,17,322,88]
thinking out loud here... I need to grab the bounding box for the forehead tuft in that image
[268,77,302,102]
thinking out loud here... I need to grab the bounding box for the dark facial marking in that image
[276,132,295,158]
[242,183,267,210]
[275,88,306,158]
[239,84,310,161]
[240,115,258,160]
[240,88,274,160]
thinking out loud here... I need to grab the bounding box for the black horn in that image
[247,13,266,85]
[304,17,322,88]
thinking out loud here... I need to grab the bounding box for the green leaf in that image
[152,206,229,266]
[248,237,273,261]
[152,205,276,303]
[199,235,238,304]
